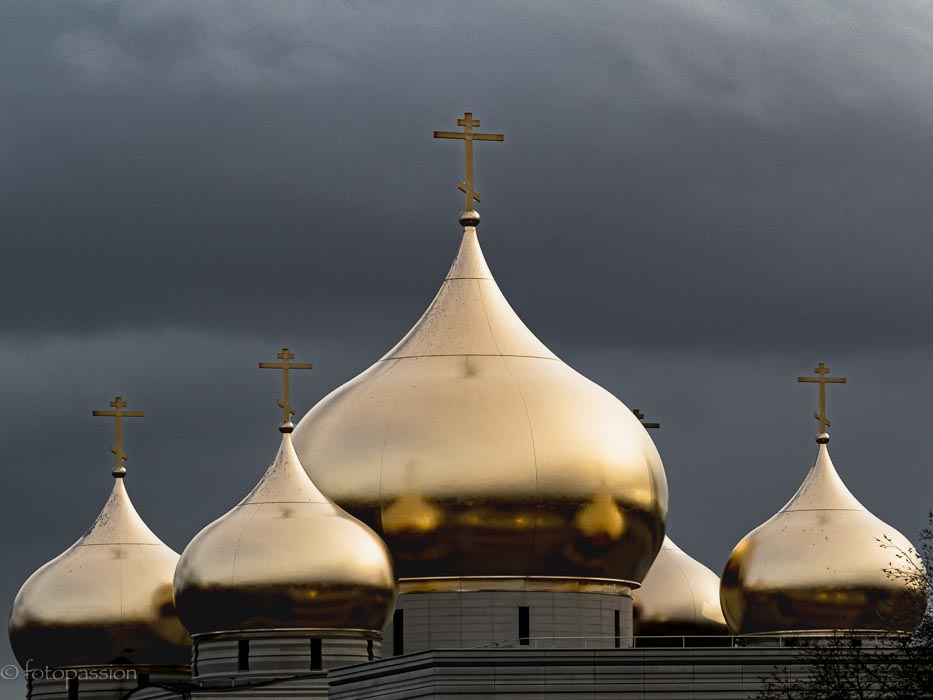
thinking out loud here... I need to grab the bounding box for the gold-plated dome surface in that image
[293,227,668,585]
[173,433,396,636]
[720,439,926,634]
[633,536,727,636]
[9,478,190,668]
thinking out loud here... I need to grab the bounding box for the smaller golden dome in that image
[720,436,926,635]
[173,432,396,636]
[8,477,190,668]
[633,536,727,636]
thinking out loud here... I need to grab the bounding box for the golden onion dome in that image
[633,536,727,636]
[292,223,668,586]
[720,434,926,635]
[8,475,190,668]
[173,431,396,636]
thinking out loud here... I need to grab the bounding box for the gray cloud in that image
[2,1,933,349]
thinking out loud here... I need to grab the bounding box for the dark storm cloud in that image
[3,3,933,695]
[2,1,933,348]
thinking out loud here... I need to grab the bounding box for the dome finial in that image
[259,347,313,433]
[459,209,481,227]
[797,361,846,441]
[434,111,504,227]
[92,395,144,478]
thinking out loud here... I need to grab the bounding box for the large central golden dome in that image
[293,223,668,586]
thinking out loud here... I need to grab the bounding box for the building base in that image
[25,666,188,700]
[328,646,816,699]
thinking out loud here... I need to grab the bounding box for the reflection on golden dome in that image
[633,536,727,636]
[8,476,190,668]
[173,432,396,636]
[383,491,444,535]
[293,225,668,586]
[574,492,626,541]
[720,435,926,635]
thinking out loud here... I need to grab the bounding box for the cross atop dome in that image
[434,111,504,225]
[92,396,144,477]
[633,408,660,430]
[259,347,313,433]
[797,362,846,441]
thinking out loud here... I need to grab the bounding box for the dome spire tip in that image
[459,209,480,227]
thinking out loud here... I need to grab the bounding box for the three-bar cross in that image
[259,348,313,431]
[93,396,144,477]
[434,112,504,212]
[797,362,846,434]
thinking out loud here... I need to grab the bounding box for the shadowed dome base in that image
[726,586,926,636]
[398,576,635,594]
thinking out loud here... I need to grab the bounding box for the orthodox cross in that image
[433,112,504,212]
[259,347,313,431]
[92,396,144,477]
[797,362,846,434]
[633,408,660,430]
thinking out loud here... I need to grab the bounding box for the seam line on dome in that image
[477,279,504,356]
[230,504,262,584]
[496,353,539,578]
[74,542,166,547]
[676,558,700,626]
[118,543,124,650]
[377,359,404,528]
[476,275,540,572]
[781,507,864,512]
[248,499,330,505]
[477,278,541,576]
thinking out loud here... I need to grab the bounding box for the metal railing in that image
[475,633,900,650]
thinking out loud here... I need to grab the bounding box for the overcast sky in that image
[3,1,933,693]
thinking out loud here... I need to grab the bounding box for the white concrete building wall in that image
[328,647,815,700]
[382,590,633,656]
